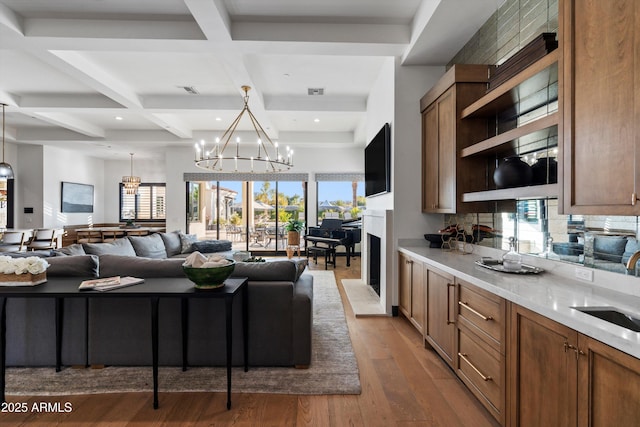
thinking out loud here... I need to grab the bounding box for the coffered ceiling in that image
[0,0,503,159]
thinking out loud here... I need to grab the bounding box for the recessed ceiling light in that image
[115,116,123,121]
[314,118,320,123]
[216,117,221,121]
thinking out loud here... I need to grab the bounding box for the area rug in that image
[6,270,361,396]
[341,278,387,317]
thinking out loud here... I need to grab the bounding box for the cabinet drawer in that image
[457,280,505,353]
[457,327,504,422]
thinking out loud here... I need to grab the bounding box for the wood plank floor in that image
[2,256,499,426]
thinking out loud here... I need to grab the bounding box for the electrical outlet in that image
[575,267,593,282]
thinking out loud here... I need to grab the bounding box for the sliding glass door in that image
[187,178,307,253]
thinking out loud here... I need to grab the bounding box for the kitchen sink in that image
[572,307,640,333]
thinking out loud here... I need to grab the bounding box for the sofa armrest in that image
[292,274,313,366]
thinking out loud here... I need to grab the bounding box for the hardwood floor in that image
[3,256,498,426]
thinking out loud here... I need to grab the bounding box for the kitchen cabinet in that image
[425,265,456,367]
[561,0,640,214]
[420,64,491,213]
[509,304,640,426]
[460,51,559,204]
[456,279,506,424]
[398,252,425,334]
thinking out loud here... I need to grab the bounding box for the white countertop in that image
[399,245,640,359]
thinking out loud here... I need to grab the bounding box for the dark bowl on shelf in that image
[424,233,451,248]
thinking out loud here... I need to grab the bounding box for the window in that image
[316,179,365,224]
[119,183,166,221]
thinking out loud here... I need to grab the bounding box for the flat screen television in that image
[365,123,391,197]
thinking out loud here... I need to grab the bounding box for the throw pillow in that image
[53,243,86,256]
[160,230,182,257]
[128,234,167,259]
[190,239,232,253]
[593,236,628,263]
[83,238,137,257]
[98,254,185,278]
[47,255,99,277]
[622,237,640,265]
[179,233,198,254]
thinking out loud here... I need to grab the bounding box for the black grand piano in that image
[305,218,361,267]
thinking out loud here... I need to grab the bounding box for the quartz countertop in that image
[399,246,640,359]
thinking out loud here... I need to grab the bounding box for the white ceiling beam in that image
[232,22,409,45]
[20,94,123,109]
[44,50,142,109]
[147,113,193,139]
[31,112,105,138]
[0,3,23,35]
[184,0,232,41]
[0,91,20,107]
[24,18,204,40]
[143,95,241,110]
[17,128,102,142]
[264,95,366,113]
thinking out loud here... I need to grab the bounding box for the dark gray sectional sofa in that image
[5,231,313,368]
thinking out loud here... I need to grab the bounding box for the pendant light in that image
[122,153,140,195]
[0,104,14,179]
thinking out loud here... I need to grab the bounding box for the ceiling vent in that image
[181,86,199,95]
[308,88,324,96]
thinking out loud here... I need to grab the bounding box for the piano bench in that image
[306,245,336,270]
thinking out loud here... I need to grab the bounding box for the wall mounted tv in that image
[365,122,391,197]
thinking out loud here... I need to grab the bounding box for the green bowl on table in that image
[182,259,236,290]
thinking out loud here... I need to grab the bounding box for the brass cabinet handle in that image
[458,301,493,321]
[633,193,638,206]
[458,352,492,381]
[446,283,455,324]
[564,342,585,360]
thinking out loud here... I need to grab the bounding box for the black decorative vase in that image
[530,157,558,185]
[493,156,533,189]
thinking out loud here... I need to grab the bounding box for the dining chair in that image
[101,229,125,242]
[76,229,102,243]
[27,228,59,251]
[0,231,27,252]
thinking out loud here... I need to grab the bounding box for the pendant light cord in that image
[2,104,5,163]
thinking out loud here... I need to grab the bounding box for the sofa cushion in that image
[594,236,628,263]
[47,255,99,277]
[231,260,300,282]
[83,238,137,257]
[128,234,167,259]
[159,231,182,257]
[98,254,186,278]
[179,233,198,254]
[190,239,232,253]
[54,243,86,256]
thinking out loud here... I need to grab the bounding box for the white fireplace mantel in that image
[362,209,394,315]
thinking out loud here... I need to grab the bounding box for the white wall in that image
[364,57,395,211]
[42,146,106,228]
[15,144,43,229]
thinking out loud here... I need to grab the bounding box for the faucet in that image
[625,250,640,275]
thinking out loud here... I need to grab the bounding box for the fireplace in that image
[368,234,381,296]
[361,209,393,315]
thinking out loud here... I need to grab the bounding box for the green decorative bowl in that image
[182,260,236,290]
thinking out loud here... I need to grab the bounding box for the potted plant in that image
[285,218,305,257]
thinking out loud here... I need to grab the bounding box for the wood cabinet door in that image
[422,87,455,213]
[426,267,456,367]
[577,334,640,426]
[508,305,577,427]
[410,261,425,334]
[398,253,412,319]
[562,0,640,214]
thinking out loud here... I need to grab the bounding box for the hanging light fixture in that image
[122,153,140,195]
[194,86,293,173]
[0,104,15,180]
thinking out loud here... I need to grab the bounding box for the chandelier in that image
[122,153,140,194]
[194,86,293,173]
[0,104,14,179]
